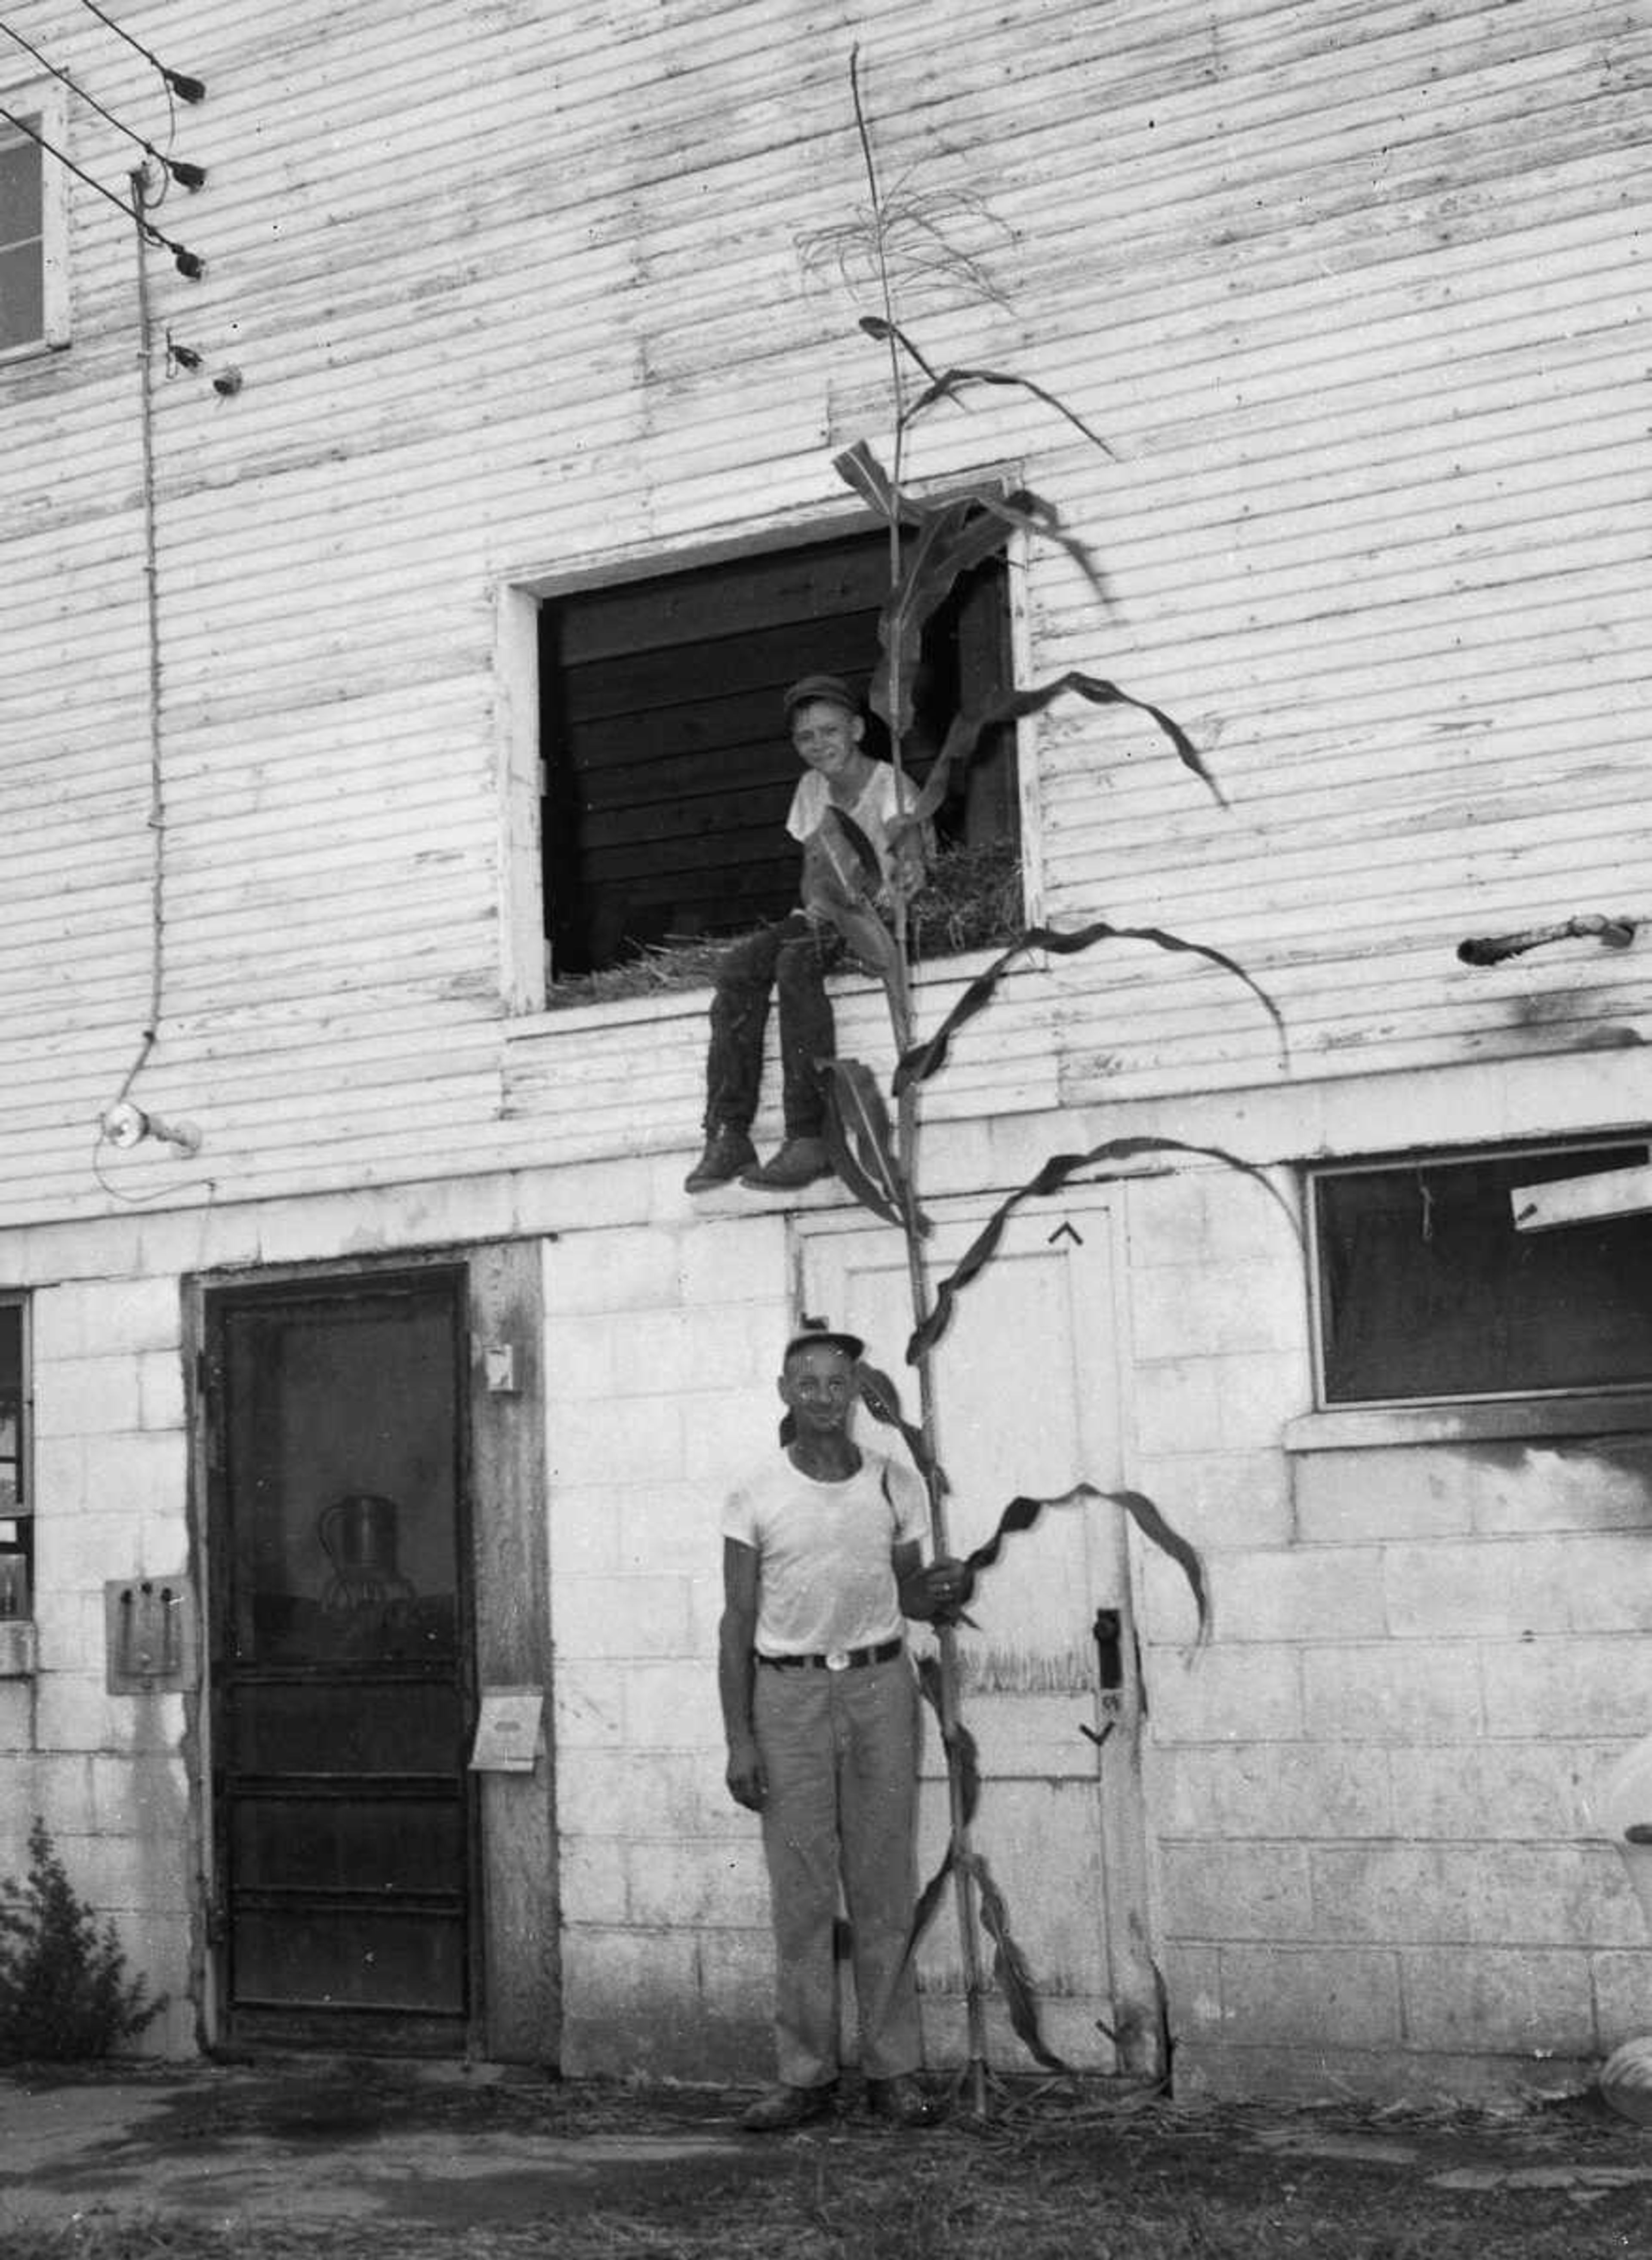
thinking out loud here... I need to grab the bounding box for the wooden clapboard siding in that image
[0,0,1644,1228]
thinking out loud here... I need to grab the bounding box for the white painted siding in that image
[0,0,1645,1227]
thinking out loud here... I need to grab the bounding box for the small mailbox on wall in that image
[105,1575,198,1695]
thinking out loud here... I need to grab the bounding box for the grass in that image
[3,2077,1649,2260]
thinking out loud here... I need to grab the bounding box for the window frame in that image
[0,81,70,364]
[1305,1135,1652,1416]
[496,495,1039,1013]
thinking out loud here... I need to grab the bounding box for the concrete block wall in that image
[542,1207,796,2079]
[1125,1167,1652,2104]
[0,1249,196,2059]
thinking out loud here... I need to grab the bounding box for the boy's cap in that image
[783,1321,866,1364]
[783,673,860,720]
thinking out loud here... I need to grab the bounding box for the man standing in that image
[684,675,928,1196]
[719,1324,968,2130]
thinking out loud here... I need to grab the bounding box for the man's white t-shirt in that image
[723,1447,929,1657]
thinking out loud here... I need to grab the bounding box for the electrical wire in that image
[0,102,202,271]
[93,170,216,1210]
[0,17,204,187]
[68,0,203,102]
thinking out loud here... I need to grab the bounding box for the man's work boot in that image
[739,2079,838,2132]
[740,1135,833,1192]
[684,1125,756,1194]
[864,2073,938,2128]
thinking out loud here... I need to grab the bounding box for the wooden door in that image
[800,1193,1161,2076]
[203,1268,475,2053]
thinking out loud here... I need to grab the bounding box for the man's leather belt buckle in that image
[760,1638,902,1672]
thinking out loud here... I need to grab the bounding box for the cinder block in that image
[253,1195,364,1266]
[624,1661,723,1751]
[1474,1438,1652,1536]
[1294,1449,1476,1545]
[1301,1643,1484,1742]
[1389,1738,1607,1844]
[1399,1945,1594,2052]
[1591,1950,1652,2048]
[550,1396,685,1486]
[37,1511,147,1595]
[1382,1538,1570,1640]
[396,1172,520,1247]
[555,1749,727,1841]
[543,1317,624,1402]
[1560,1533,1652,1635]
[602,1305,777,1398]
[1481,1636,1652,1738]
[1124,1172,1209,1266]
[1145,1642,1303,1742]
[1217,1352,1312,1450]
[556,1834,629,1924]
[1308,1842,1643,1948]
[682,1390,789,1482]
[33,1671,172,1754]
[545,1489,623,1578]
[615,1486,721,1579]
[1131,1262,1304,1361]
[34,1358,143,1439]
[550,1662,626,1748]
[77,1434,188,1526]
[22,1217,142,1284]
[549,1574,691,1662]
[136,1350,186,1433]
[1131,1360,1225,1457]
[544,1225,687,1315]
[1157,1546,1385,1646]
[1217,1944,1403,2046]
[675,1219,792,1308]
[43,1279,182,1360]
[1158,1840,1313,1939]
[1158,1743,1391,1838]
[559,1920,700,2021]
[1133,1450,1293,1545]
[629,1836,769,1929]
[137,1201,261,1276]
[31,1433,84,1506]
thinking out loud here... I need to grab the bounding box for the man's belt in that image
[758,1637,903,1673]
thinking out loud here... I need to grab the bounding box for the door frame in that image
[183,1240,556,2065]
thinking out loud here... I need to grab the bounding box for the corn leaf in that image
[906,671,1217,836]
[855,1359,943,1483]
[800,863,905,1015]
[831,437,906,523]
[963,1847,1070,2072]
[909,1136,1300,1364]
[820,1060,929,1236]
[910,1653,982,1947]
[959,1481,1208,1644]
[824,805,884,896]
[899,361,1116,462]
[894,918,1285,1095]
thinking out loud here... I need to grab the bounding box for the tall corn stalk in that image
[799,51,1291,2110]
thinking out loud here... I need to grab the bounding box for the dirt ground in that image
[4,2060,1652,2259]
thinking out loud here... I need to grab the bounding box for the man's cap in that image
[783,1320,866,1365]
[782,673,861,722]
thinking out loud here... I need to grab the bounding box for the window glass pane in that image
[1316,1146,1652,1405]
[0,132,41,245]
[0,238,44,351]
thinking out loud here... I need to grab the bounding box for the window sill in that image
[1283,1392,1652,1454]
[511,944,1020,1042]
[0,1619,37,1675]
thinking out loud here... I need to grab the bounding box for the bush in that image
[0,1816,166,2061]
